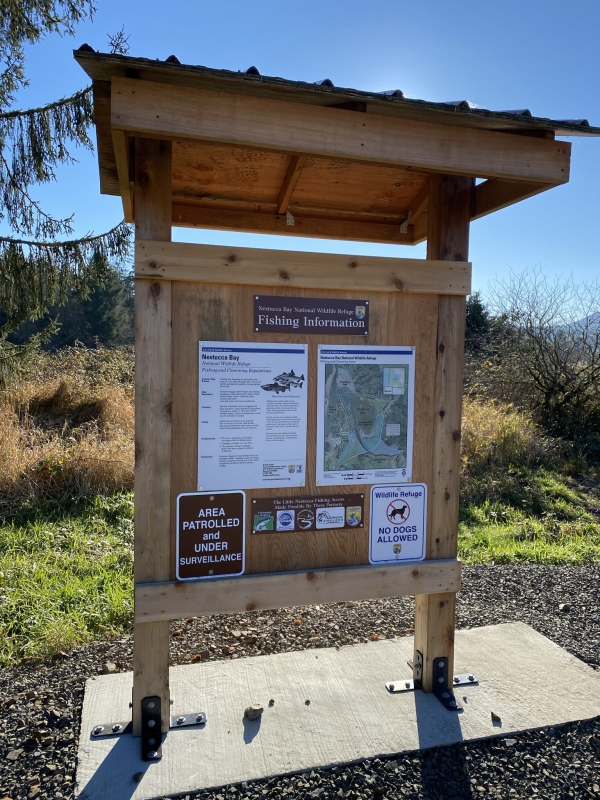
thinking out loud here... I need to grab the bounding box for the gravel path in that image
[1,564,599,800]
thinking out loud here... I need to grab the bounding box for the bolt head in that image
[438,676,444,684]
[147,701,155,709]
[177,716,185,725]
[147,719,156,727]
[196,714,205,723]
[453,677,459,683]
[93,726,103,735]
[468,675,475,682]
[112,724,122,732]
[389,684,395,691]
[442,692,450,699]
[439,660,445,668]
[147,750,158,759]
[450,700,457,708]
[405,682,410,689]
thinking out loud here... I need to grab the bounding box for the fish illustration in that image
[254,517,273,531]
[261,382,290,394]
[274,369,305,388]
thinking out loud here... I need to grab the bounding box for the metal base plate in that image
[386,672,478,694]
[91,712,207,741]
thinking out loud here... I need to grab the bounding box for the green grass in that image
[458,467,600,564]
[0,493,133,666]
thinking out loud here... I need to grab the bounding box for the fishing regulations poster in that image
[198,341,308,491]
[316,344,415,486]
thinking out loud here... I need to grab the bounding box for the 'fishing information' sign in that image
[369,483,426,564]
[177,491,246,580]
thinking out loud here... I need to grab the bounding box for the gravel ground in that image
[0,564,599,800]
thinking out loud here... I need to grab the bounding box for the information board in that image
[316,344,415,486]
[176,490,246,580]
[198,341,308,491]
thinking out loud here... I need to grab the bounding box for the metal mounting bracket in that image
[91,702,207,761]
[286,209,295,226]
[141,695,163,761]
[386,655,479,712]
[399,210,412,234]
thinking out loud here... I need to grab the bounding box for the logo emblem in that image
[346,506,362,526]
[386,499,410,525]
[355,305,366,319]
[253,513,274,532]
[276,510,295,531]
[393,543,402,554]
[297,509,314,529]
[288,465,296,474]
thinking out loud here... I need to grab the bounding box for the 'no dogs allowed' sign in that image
[369,483,427,564]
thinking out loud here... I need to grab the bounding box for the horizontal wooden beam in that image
[135,240,472,295]
[472,179,552,220]
[112,77,571,185]
[135,559,461,622]
[172,203,415,244]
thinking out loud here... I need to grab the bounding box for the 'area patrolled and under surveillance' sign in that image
[177,491,246,580]
[369,483,427,564]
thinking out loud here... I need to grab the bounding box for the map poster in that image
[251,493,365,533]
[198,341,308,491]
[369,483,426,564]
[316,344,415,487]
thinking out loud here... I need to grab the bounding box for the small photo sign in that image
[177,491,246,580]
[254,295,369,336]
[369,484,427,563]
[252,493,364,533]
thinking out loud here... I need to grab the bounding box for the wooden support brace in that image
[133,138,173,736]
[276,155,306,214]
[414,174,472,693]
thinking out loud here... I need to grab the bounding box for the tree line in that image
[466,270,600,459]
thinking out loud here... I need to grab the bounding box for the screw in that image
[454,677,460,684]
[147,701,155,709]
[92,726,103,736]
[196,714,205,723]
[438,676,444,684]
[468,675,475,682]
[389,684,395,691]
[442,692,450,699]
[450,700,457,708]
[112,724,122,732]
[405,682,411,689]
[177,716,186,725]
[147,719,156,727]
[148,737,156,746]
[147,750,158,759]
[439,660,445,668]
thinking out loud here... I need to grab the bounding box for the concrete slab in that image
[75,622,600,800]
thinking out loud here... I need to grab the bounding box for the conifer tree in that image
[0,1,131,381]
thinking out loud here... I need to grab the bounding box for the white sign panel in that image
[369,483,427,564]
[316,344,415,486]
[198,341,308,491]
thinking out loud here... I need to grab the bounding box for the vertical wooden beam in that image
[414,174,472,692]
[133,138,172,735]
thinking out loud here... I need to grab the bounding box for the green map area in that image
[323,363,409,472]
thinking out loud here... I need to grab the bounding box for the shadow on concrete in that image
[242,715,262,744]
[76,733,163,800]
[413,690,474,799]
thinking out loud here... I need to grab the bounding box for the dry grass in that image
[0,346,134,517]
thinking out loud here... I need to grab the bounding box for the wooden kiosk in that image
[75,48,587,743]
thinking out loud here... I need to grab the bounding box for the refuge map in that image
[323,364,409,472]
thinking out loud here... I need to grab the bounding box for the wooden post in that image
[132,138,173,735]
[413,174,472,692]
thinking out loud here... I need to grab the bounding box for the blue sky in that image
[11,0,600,296]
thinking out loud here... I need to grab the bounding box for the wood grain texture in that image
[112,77,571,184]
[413,174,471,694]
[171,281,439,575]
[135,559,461,622]
[133,138,172,735]
[172,203,416,244]
[136,241,472,295]
[92,80,119,195]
